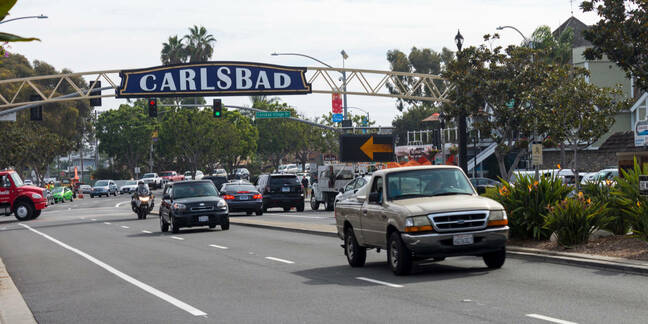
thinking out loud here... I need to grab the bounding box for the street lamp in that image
[496,25,532,47]
[0,14,47,24]
[454,29,468,174]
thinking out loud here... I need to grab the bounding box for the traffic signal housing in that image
[29,95,42,121]
[89,81,101,107]
[148,98,157,117]
[213,99,222,118]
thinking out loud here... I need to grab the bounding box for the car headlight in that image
[217,200,227,209]
[487,210,508,227]
[31,193,42,199]
[404,216,433,233]
[172,203,186,210]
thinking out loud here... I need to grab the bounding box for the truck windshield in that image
[386,168,474,201]
[143,173,155,178]
[10,172,23,187]
[95,180,108,186]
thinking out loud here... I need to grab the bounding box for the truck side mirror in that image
[163,194,171,200]
[368,192,380,203]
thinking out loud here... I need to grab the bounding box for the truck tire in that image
[14,201,34,221]
[483,248,506,269]
[296,203,304,212]
[345,228,366,267]
[33,210,41,219]
[310,196,320,211]
[325,199,334,211]
[388,231,412,275]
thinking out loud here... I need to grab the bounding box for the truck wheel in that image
[310,196,320,211]
[14,201,34,221]
[296,203,304,212]
[325,199,334,211]
[32,210,41,219]
[483,248,506,269]
[388,231,412,275]
[345,228,366,267]
[283,207,290,212]
[160,216,169,232]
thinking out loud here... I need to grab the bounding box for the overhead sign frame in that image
[115,61,312,98]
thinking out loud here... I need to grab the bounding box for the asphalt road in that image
[1,194,647,323]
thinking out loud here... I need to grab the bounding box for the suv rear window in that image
[222,184,256,192]
[269,176,300,188]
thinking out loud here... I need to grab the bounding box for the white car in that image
[141,173,162,189]
[184,170,204,180]
[283,164,298,174]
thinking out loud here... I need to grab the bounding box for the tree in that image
[161,35,187,65]
[255,101,304,170]
[581,0,648,91]
[217,110,258,174]
[184,25,216,62]
[0,0,40,56]
[530,25,574,65]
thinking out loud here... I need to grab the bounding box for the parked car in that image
[79,184,93,194]
[255,174,304,212]
[212,169,228,178]
[184,170,204,181]
[220,183,263,215]
[24,179,33,185]
[580,172,599,185]
[120,180,138,194]
[52,186,74,203]
[595,168,618,182]
[159,171,184,183]
[335,166,508,275]
[470,177,501,195]
[141,173,162,189]
[91,180,118,197]
[233,168,250,180]
[283,164,298,174]
[202,176,229,192]
[335,175,372,205]
[158,180,229,233]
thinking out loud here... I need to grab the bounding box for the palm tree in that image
[184,25,217,62]
[160,35,187,65]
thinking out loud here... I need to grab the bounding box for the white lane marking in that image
[355,277,403,288]
[273,214,327,219]
[115,201,130,208]
[265,256,295,264]
[526,314,578,324]
[120,226,130,229]
[170,236,184,240]
[18,223,207,317]
[104,222,111,225]
[209,244,228,249]
[141,230,152,234]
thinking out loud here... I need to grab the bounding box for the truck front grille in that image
[428,210,489,233]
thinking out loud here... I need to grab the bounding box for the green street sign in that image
[255,111,290,119]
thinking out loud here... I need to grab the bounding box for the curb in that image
[230,219,338,238]
[0,258,37,324]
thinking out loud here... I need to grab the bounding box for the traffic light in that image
[213,99,222,118]
[148,98,157,117]
[29,95,42,121]
[89,81,101,107]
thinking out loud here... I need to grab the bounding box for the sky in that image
[4,0,600,126]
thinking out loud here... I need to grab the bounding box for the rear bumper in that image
[228,201,263,212]
[262,195,304,208]
[401,227,509,258]
[173,210,228,227]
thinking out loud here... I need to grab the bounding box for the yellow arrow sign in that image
[360,136,393,160]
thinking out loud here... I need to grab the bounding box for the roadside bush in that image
[544,194,610,247]
[582,180,628,235]
[484,174,572,240]
[623,197,648,241]
[613,158,648,237]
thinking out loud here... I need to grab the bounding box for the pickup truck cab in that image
[141,173,163,189]
[159,171,184,184]
[335,166,509,275]
[0,170,48,221]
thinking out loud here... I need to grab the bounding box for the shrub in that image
[613,158,648,237]
[484,174,572,240]
[544,195,610,247]
[582,180,629,235]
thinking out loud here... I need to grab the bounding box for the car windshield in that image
[173,182,219,199]
[95,180,108,186]
[223,184,256,192]
[159,172,173,177]
[386,168,474,201]
[10,172,23,187]
[143,173,155,178]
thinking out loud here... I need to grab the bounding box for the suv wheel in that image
[388,231,412,275]
[170,216,180,234]
[344,228,366,267]
[221,218,230,230]
[255,210,263,216]
[296,203,304,212]
[483,248,506,269]
[14,201,34,221]
[310,196,320,211]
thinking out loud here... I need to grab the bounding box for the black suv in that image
[256,174,304,212]
[159,181,229,233]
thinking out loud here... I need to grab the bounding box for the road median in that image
[0,258,36,324]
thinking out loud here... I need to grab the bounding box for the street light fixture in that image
[454,30,464,52]
[496,25,532,47]
[0,14,48,24]
[454,29,468,174]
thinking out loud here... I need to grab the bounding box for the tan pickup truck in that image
[335,165,509,275]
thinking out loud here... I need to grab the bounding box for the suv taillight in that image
[223,195,235,200]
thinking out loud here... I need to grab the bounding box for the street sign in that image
[332,93,342,114]
[116,62,311,98]
[256,111,290,119]
[340,134,395,162]
[532,144,543,166]
[640,175,648,196]
[0,112,15,121]
[332,113,343,123]
[134,167,140,174]
[341,119,352,128]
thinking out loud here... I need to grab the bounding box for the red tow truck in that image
[159,171,184,184]
[0,170,48,221]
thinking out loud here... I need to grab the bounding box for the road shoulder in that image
[0,257,36,324]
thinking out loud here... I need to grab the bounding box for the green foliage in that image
[91,167,128,182]
[391,105,436,146]
[544,197,610,247]
[581,0,648,91]
[530,25,574,65]
[0,0,17,21]
[613,158,648,240]
[484,174,572,240]
[582,180,629,235]
[624,197,648,242]
[0,1,40,44]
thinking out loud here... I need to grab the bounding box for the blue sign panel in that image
[332,113,343,123]
[116,62,311,98]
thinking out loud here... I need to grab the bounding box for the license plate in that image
[453,234,474,246]
[239,195,249,200]
[198,216,209,222]
[282,187,290,192]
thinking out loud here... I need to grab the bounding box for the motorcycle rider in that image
[131,181,152,212]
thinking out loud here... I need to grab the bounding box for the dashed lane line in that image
[209,244,228,249]
[355,277,403,288]
[115,201,130,208]
[141,230,152,234]
[120,226,130,229]
[18,223,207,317]
[265,256,295,264]
[170,236,184,240]
[526,314,578,324]
[103,222,111,225]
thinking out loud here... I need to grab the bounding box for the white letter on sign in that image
[236,68,252,89]
[139,74,157,91]
[200,68,215,90]
[160,72,177,91]
[179,69,197,91]
[274,73,291,89]
[217,67,232,89]
[255,71,271,89]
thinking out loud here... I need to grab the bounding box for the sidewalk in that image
[230,217,648,275]
[0,258,36,324]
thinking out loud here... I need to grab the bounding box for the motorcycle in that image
[132,193,154,220]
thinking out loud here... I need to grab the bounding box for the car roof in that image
[372,165,462,176]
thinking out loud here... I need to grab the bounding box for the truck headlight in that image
[217,200,227,210]
[172,203,186,210]
[31,193,42,199]
[404,216,433,233]
[487,210,508,227]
